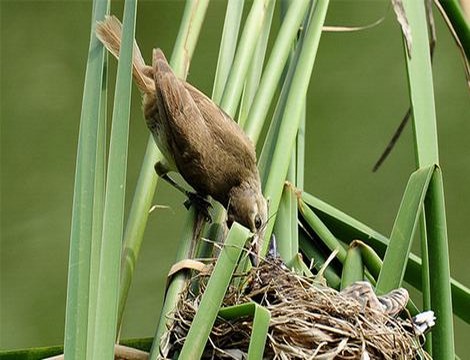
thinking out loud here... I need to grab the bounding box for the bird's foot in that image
[184,192,212,222]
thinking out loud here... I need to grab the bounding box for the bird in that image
[96,16,267,257]
[340,281,409,316]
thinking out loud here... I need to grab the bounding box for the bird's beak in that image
[248,233,260,267]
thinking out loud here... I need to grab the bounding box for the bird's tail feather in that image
[96,15,155,94]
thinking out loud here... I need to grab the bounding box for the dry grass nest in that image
[160,257,431,359]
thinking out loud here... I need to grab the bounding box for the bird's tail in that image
[96,15,155,94]
[152,48,172,75]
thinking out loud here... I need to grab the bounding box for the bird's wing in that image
[153,49,259,202]
[153,49,209,168]
[183,81,257,167]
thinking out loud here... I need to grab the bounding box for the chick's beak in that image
[248,233,261,266]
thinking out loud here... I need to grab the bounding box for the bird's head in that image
[227,182,268,259]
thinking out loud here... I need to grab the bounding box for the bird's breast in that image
[145,109,177,171]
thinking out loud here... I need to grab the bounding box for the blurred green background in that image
[1,0,469,355]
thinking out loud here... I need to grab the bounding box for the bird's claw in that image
[184,192,212,222]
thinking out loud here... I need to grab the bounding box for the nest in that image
[161,257,430,359]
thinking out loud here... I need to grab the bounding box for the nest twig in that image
[161,257,431,359]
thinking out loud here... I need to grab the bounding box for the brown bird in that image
[96,16,267,253]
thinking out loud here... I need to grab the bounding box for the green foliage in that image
[87,0,137,358]
[179,224,251,359]
[401,0,455,357]
[376,165,434,293]
[341,242,364,290]
[119,0,210,336]
[63,0,109,358]
[219,303,271,360]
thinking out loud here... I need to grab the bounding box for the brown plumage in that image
[96,16,267,249]
[341,281,409,316]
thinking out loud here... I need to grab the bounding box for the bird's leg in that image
[154,161,212,221]
[184,193,213,222]
[154,161,187,195]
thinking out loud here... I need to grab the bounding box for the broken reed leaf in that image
[323,15,386,32]
[372,108,411,172]
[323,0,391,33]
[392,0,413,56]
[425,0,436,57]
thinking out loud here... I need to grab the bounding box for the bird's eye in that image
[254,214,262,230]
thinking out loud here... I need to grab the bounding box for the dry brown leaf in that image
[392,0,413,57]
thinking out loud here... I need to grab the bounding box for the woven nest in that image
[160,257,430,359]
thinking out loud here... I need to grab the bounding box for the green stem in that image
[212,0,244,104]
[149,209,202,359]
[425,168,455,358]
[419,209,432,353]
[403,0,455,356]
[238,0,275,127]
[117,0,209,333]
[91,0,137,357]
[64,1,109,358]
[298,198,347,262]
[438,0,470,61]
[220,0,274,118]
[341,242,364,290]
[298,230,343,290]
[262,0,330,254]
[244,0,310,142]
[87,35,108,357]
[178,224,251,360]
